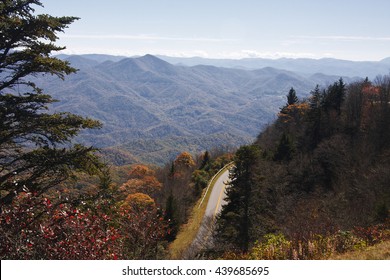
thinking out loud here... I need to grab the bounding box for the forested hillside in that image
[38,54,358,165]
[214,77,390,259]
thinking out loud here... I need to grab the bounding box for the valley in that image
[38,54,376,165]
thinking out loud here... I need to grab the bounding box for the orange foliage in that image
[278,103,310,124]
[174,152,195,169]
[117,192,167,259]
[119,165,162,199]
[128,164,155,179]
[122,193,156,210]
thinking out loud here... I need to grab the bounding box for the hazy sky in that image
[37,0,390,61]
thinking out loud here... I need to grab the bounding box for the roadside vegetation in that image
[168,163,233,259]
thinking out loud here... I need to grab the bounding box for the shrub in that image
[250,233,292,260]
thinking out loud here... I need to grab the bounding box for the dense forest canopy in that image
[215,77,390,259]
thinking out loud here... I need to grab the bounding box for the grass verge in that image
[329,240,390,260]
[168,164,232,259]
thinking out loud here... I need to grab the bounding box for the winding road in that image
[186,165,232,258]
[204,168,230,219]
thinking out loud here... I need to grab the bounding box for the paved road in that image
[185,167,231,258]
[204,168,230,219]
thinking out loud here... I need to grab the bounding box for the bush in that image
[250,233,292,260]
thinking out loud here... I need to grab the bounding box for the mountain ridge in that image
[41,54,366,165]
[58,53,390,78]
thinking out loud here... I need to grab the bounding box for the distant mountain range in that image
[38,54,388,165]
[157,55,390,79]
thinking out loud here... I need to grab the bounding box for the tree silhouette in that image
[286,87,299,106]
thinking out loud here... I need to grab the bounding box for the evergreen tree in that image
[286,87,299,106]
[306,85,324,149]
[0,0,102,206]
[273,133,295,162]
[309,85,323,110]
[280,87,299,114]
[164,194,179,241]
[216,145,260,253]
[323,78,346,115]
[168,161,175,178]
[200,150,210,170]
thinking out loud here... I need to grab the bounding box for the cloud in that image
[55,47,212,59]
[60,34,232,43]
[57,47,334,60]
[217,50,321,59]
[293,35,390,42]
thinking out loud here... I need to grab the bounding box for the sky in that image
[36,0,390,61]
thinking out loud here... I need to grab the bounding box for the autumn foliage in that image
[119,164,162,200]
[0,192,120,259]
[0,184,168,259]
[214,78,390,259]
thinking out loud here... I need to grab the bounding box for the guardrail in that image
[198,162,234,209]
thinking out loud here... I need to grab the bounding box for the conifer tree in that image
[306,85,324,149]
[323,78,346,115]
[216,145,260,253]
[164,194,179,241]
[280,87,299,115]
[200,150,210,170]
[286,87,299,106]
[0,0,102,206]
[273,133,295,162]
